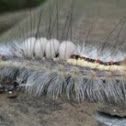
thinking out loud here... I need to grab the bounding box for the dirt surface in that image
[0,92,126,126]
[0,93,104,126]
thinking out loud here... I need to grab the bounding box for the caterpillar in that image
[0,0,126,104]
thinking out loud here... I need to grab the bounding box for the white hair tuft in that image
[45,39,60,59]
[59,41,76,60]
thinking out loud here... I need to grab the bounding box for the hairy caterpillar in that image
[0,0,126,104]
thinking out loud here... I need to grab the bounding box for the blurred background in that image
[0,0,46,34]
[0,0,126,47]
[0,0,45,13]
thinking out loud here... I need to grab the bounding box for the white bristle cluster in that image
[59,41,76,60]
[77,45,125,62]
[23,37,36,58]
[13,37,77,60]
[45,39,60,59]
[2,36,125,62]
[34,38,47,58]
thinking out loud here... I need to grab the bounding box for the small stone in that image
[7,91,18,99]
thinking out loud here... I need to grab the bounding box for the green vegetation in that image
[0,0,46,13]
